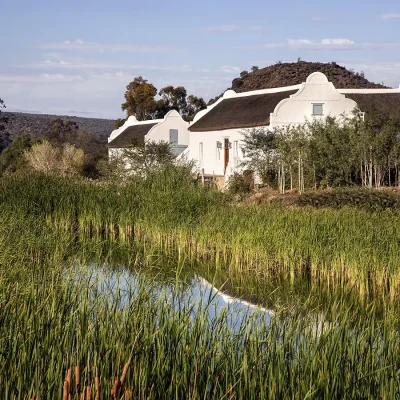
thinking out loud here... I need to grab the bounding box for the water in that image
[78,264,275,332]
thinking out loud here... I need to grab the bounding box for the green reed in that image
[2,170,400,300]
[0,207,400,398]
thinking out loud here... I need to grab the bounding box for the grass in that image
[1,170,400,299]
[1,169,400,398]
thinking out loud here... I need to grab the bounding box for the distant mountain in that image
[4,112,115,142]
[208,61,388,105]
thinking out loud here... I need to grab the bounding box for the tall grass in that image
[1,170,400,299]
[1,264,400,399]
[0,189,400,398]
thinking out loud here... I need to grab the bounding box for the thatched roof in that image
[189,90,298,132]
[108,123,158,148]
[345,93,400,119]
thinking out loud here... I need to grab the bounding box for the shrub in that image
[228,171,254,195]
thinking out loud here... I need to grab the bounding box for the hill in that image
[208,61,388,105]
[3,112,114,142]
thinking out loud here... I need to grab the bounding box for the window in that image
[169,129,178,145]
[216,141,221,161]
[233,141,239,158]
[312,103,324,116]
[199,142,203,162]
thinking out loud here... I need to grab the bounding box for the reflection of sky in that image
[79,265,274,332]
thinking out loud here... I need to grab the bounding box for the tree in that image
[121,77,207,122]
[156,86,188,117]
[0,134,40,176]
[60,144,84,176]
[121,77,158,120]
[185,95,207,122]
[0,98,7,132]
[122,140,175,176]
[251,66,259,72]
[45,118,79,147]
[240,70,249,78]
[114,118,126,129]
[241,127,278,186]
[25,141,85,176]
[24,140,59,175]
[0,98,10,152]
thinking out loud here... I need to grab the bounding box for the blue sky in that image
[1,0,400,119]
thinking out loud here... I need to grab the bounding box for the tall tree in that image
[121,77,158,120]
[185,95,207,122]
[120,77,206,122]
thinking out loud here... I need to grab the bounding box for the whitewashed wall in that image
[146,110,190,156]
[108,110,190,159]
[270,72,358,128]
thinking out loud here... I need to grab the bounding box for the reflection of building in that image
[108,110,190,159]
[108,72,400,184]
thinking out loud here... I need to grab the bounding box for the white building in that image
[187,72,400,182]
[108,72,400,182]
[108,110,190,158]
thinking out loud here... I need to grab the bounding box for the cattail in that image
[95,376,100,400]
[120,362,130,385]
[125,390,133,399]
[75,366,81,390]
[66,368,72,386]
[63,381,69,400]
[111,378,121,398]
[86,386,91,400]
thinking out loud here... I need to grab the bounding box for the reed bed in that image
[1,170,400,299]
[1,263,400,399]
[0,195,400,398]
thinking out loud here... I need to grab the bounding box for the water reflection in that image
[81,265,274,331]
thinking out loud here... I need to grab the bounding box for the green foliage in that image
[0,134,41,176]
[228,171,253,196]
[121,140,175,176]
[121,76,158,120]
[242,115,400,193]
[121,77,206,121]
[241,127,277,185]
[297,187,400,211]
[0,98,10,152]
[114,118,127,129]
[1,174,400,397]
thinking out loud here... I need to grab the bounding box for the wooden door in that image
[224,138,229,173]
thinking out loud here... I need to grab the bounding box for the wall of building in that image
[187,127,265,178]
[270,72,358,128]
[146,110,190,149]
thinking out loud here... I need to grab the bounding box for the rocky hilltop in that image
[208,61,388,105]
[232,62,387,92]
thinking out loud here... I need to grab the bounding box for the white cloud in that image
[220,65,241,73]
[38,39,171,53]
[288,39,314,46]
[380,14,400,20]
[321,38,355,45]
[207,25,240,32]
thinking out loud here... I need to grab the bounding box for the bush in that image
[297,187,400,211]
[228,171,254,196]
